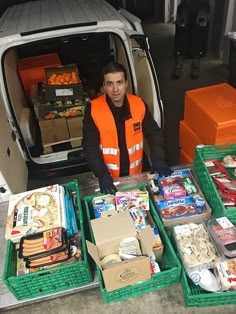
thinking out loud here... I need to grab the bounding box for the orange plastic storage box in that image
[179,149,193,164]
[184,83,236,145]
[179,120,202,159]
[18,53,61,94]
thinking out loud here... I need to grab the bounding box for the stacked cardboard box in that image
[179,83,236,163]
[39,115,83,152]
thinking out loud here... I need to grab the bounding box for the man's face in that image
[103,71,128,107]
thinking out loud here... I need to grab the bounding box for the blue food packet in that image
[92,195,116,218]
[156,196,198,220]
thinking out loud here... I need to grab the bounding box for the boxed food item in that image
[154,169,211,228]
[86,211,155,292]
[5,184,62,243]
[173,222,217,272]
[157,169,197,197]
[44,64,83,101]
[207,217,236,258]
[92,194,116,218]
[115,190,149,212]
[215,259,236,291]
[213,177,236,195]
[204,159,230,178]
[157,196,199,220]
[18,227,68,260]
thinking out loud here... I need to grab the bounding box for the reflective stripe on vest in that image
[99,144,119,156]
[106,163,119,170]
[91,94,145,178]
[130,157,143,169]
[128,142,143,155]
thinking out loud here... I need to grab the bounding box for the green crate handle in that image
[196,144,236,160]
[210,144,234,151]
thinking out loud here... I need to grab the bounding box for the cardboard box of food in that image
[39,118,69,145]
[86,211,155,292]
[67,115,83,138]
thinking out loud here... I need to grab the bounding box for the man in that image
[82,62,172,194]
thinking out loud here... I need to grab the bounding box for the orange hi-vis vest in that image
[91,94,145,178]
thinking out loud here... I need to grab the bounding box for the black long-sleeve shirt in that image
[82,94,166,179]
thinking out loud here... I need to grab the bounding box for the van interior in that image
[2,31,156,176]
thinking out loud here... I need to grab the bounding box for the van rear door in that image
[0,95,28,196]
[130,34,164,129]
[119,9,164,128]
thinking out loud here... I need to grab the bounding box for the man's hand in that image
[152,160,173,177]
[98,174,118,195]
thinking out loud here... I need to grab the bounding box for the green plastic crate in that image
[194,144,236,220]
[2,179,93,300]
[84,184,181,303]
[171,225,236,307]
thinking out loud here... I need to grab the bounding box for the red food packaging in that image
[204,159,230,178]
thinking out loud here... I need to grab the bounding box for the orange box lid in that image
[18,53,61,70]
[185,83,236,127]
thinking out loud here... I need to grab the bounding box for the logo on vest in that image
[133,122,141,132]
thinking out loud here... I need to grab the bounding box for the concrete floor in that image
[2,22,235,313]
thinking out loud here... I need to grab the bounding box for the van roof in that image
[0,0,134,38]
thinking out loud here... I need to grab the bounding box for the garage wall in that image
[125,0,164,21]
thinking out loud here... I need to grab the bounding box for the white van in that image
[0,0,164,200]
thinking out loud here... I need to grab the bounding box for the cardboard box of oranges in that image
[44,64,83,101]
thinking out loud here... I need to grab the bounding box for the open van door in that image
[0,96,28,199]
[130,34,164,129]
[119,8,164,129]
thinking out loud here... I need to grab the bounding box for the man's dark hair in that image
[102,62,127,81]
